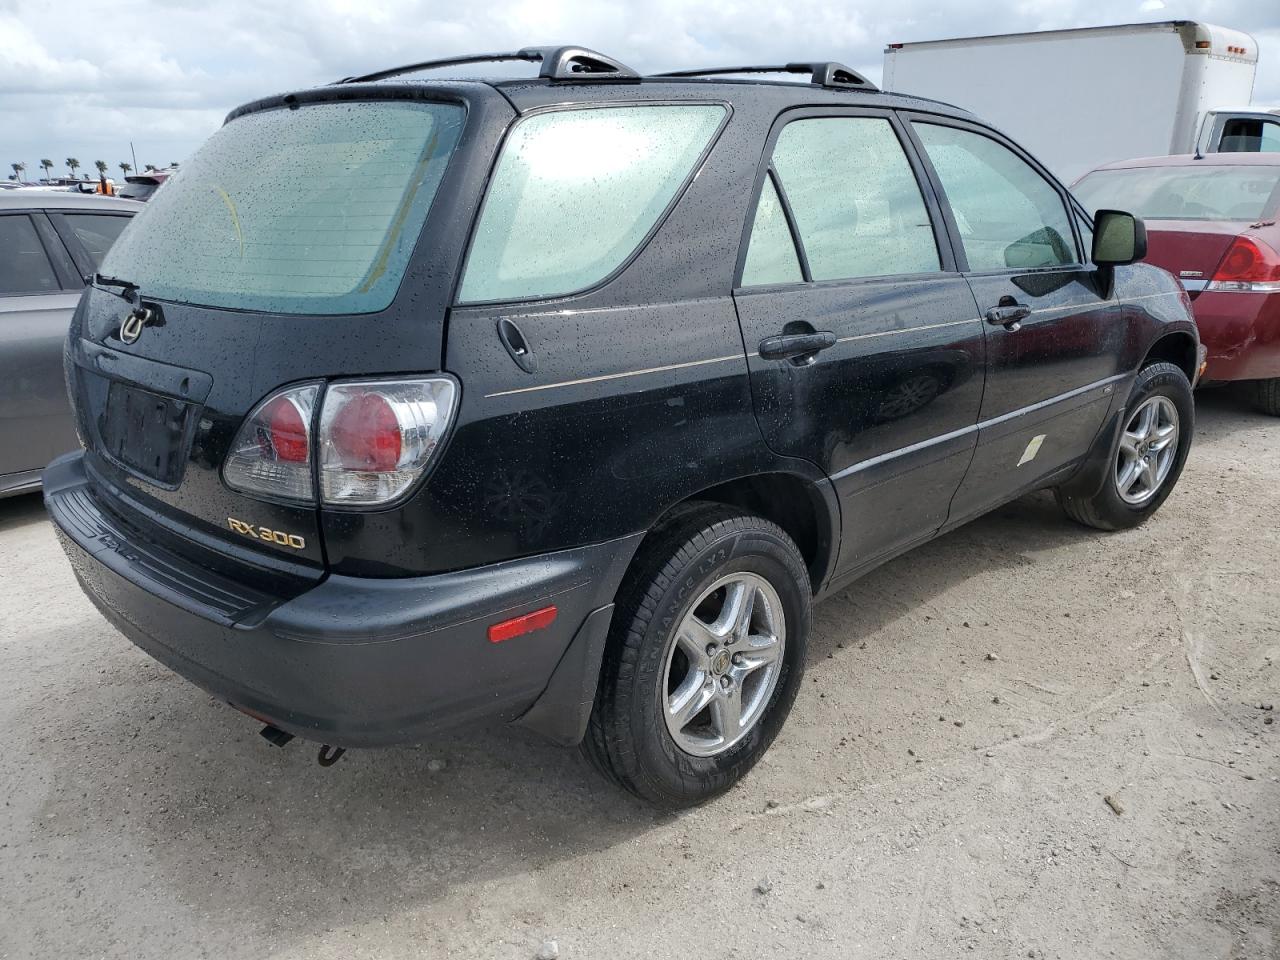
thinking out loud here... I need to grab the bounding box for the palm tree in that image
[118,162,132,178]
[40,159,53,181]
[169,161,179,169]
[94,160,108,177]
[144,164,156,173]
[11,162,25,182]
[65,157,80,178]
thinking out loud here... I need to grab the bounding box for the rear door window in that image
[914,122,1078,271]
[97,100,466,315]
[0,215,60,295]
[458,105,726,304]
[60,213,132,270]
[743,116,941,284]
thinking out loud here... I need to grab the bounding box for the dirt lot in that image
[1,389,1277,960]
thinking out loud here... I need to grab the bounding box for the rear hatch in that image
[67,85,501,578]
[1143,220,1247,297]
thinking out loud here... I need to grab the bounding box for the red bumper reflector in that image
[488,605,558,643]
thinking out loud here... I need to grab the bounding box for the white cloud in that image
[3,0,1279,174]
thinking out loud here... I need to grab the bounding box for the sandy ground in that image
[1,389,1277,960]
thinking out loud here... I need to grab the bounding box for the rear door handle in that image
[757,331,837,362]
[985,303,1031,331]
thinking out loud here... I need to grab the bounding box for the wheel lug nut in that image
[720,676,731,689]
[732,653,743,665]
[706,643,718,657]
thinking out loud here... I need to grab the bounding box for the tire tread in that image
[1248,378,1280,417]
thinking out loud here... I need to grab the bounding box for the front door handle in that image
[985,303,1032,332]
[757,330,837,363]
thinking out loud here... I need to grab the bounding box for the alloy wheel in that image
[1115,395,1180,505]
[661,572,786,757]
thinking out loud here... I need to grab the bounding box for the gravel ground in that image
[1,389,1277,960]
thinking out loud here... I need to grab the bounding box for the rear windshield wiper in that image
[94,273,140,302]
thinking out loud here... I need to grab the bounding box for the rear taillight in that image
[1207,236,1280,293]
[223,377,456,508]
[318,378,457,506]
[223,383,319,503]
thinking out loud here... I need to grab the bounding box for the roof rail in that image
[336,45,640,85]
[654,61,877,91]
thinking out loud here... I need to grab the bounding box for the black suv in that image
[46,46,1201,806]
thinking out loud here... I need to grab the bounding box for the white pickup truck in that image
[883,21,1278,183]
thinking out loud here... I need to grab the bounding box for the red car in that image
[1074,154,1280,414]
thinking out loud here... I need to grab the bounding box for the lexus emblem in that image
[119,307,152,344]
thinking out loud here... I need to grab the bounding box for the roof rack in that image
[336,45,640,85]
[654,61,877,91]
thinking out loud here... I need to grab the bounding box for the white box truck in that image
[882,21,1277,183]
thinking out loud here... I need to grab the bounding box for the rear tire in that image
[1056,361,1193,531]
[583,504,810,808]
[1247,377,1280,416]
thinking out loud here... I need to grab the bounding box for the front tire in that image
[583,505,810,807]
[1056,361,1193,531]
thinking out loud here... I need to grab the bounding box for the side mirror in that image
[1092,209,1148,265]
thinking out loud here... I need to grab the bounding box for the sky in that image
[2,0,1279,179]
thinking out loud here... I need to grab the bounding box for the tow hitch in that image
[259,724,346,766]
[317,745,346,767]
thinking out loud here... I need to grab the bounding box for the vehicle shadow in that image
[32,484,1110,947]
[1191,385,1278,441]
[39,665,662,943]
[27,393,1257,946]
[0,491,47,535]
[809,488,1096,653]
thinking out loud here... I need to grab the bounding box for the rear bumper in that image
[44,452,640,748]
[1192,291,1280,382]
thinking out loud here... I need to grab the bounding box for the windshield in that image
[99,99,465,314]
[1073,165,1280,222]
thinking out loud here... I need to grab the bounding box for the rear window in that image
[118,181,158,201]
[1073,165,1280,222]
[98,100,465,315]
[458,104,726,304]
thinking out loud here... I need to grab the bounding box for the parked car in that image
[44,47,1200,807]
[118,171,171,202]
[1073,153,1280,413]
[0,192,138,497]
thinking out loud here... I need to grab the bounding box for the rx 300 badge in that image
[227,517,306,550]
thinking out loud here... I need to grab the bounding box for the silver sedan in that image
[0,191,138,496]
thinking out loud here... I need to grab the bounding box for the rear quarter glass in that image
[458,104,726,304]
[97,101,465,315]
